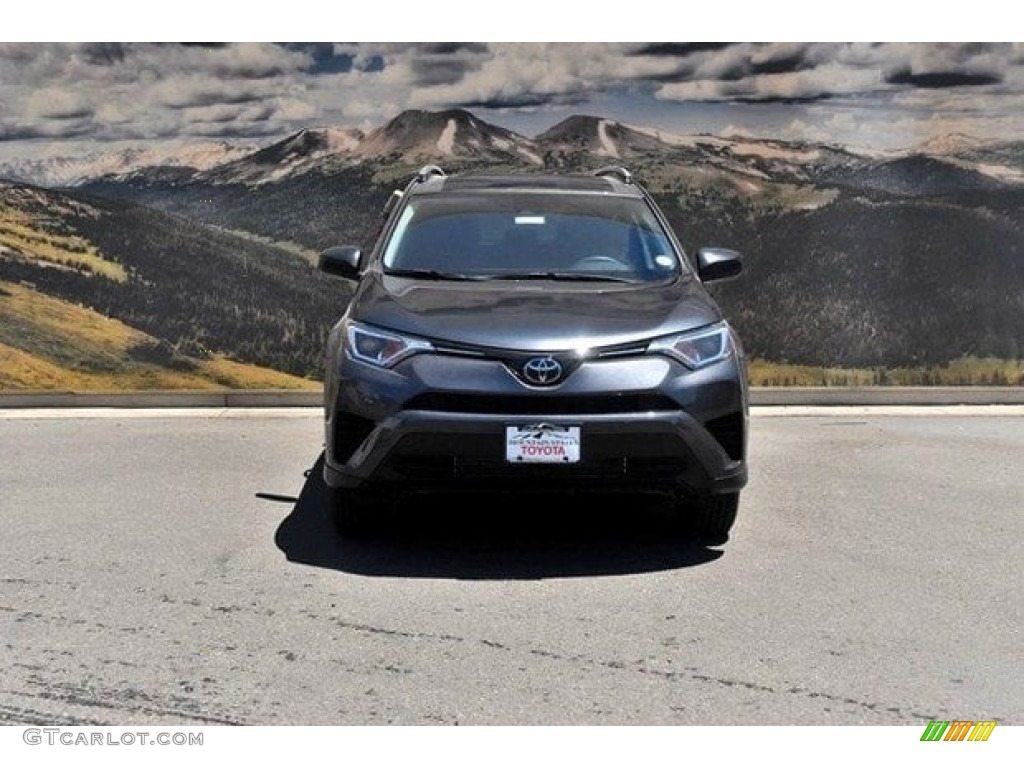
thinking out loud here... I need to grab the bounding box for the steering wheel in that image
[570,255,629,272]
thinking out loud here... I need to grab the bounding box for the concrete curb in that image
[748,387,1024,406]
[0,387,1022,409]
[0,390,321,409]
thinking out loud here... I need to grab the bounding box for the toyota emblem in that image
[522,356,563,386]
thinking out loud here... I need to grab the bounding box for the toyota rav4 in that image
[320,166,748,538]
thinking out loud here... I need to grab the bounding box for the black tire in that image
[327,487,375,538]
[680,492,740,539]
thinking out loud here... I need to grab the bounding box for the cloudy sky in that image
[1,42,1021,161]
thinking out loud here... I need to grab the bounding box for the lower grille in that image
[388,456,687,483]
[380,433,690,485]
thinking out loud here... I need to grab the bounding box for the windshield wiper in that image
[384,268,480,281]
[480,271,636,283]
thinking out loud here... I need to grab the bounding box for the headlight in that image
[344,320,432,368]
[649,322,733,370]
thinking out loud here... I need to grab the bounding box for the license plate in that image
[505,424,581,464]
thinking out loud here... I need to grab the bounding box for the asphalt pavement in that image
[0,408,1020,725]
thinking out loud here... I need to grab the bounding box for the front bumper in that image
[323,344,748,496]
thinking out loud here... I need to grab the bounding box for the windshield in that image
[381,193,684,282]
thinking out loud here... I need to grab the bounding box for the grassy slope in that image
[0,280,316,390]
[1,181,350,380]
[3,169,1019,390]
[0,202,126,281]
[749,357,1024,387]
[2,277,1017,390]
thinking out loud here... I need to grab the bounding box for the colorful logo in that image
[920,720,996,741]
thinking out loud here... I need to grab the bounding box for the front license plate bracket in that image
[505,424,581,464]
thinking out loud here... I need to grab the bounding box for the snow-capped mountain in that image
[355,109,542,164]
[537,115,675,158]
[5,109,1023,192]
[535,114,868,184]
[0,141,258,187]
[160,141,261,171]
[919,133,990,156]
[205,127,365,184]
[917,133,1024,184]
[204,109,544,185]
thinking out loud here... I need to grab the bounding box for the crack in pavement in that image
[329,618,465,644]
[1,605,154,636]
[3,591,1002,725]
[2,684,244,726]
[0,702,110,726]
[485,639,957,723]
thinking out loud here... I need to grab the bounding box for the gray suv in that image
[320,166,748,538]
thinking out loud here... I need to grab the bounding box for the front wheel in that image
[678,492,739,539]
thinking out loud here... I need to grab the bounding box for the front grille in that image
[402,393,681,415]
[387,455,687,483]
[332,411,376,463]
[379,433,691,486]
[704,412,744,461]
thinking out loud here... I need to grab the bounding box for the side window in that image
[382,206,416,268]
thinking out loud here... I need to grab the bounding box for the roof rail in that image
[592,166,633,185]
[416,164,447,183]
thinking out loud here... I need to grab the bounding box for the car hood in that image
[348,271,722,351]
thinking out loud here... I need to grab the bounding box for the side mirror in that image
[696,247,743,282]
[319,246,362,281]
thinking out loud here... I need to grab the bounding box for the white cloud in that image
[377,43,670,109]
[24,87,93,120]
[677,65,882,103]
[0,43,316,148]
[274,97,317,122]
[0,42,1022,158]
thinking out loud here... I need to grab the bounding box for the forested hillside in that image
[0,182,351,379]
[2,108,1020,387]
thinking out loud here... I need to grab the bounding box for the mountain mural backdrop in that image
[1,107,1022,388]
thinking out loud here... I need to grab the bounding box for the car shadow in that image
[271,453,725,580]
